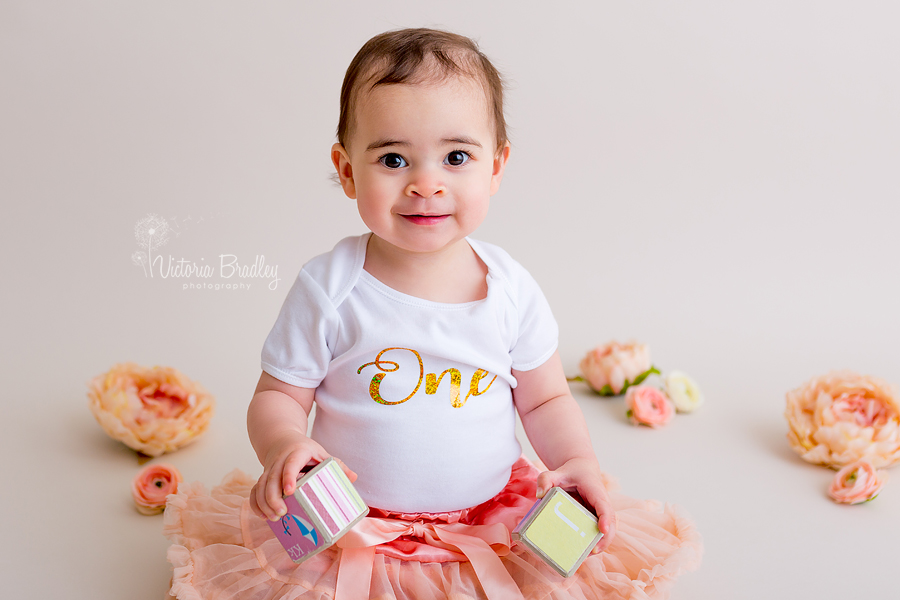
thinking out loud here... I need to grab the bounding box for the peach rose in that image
[625,385,674,428]
[132,463,182,514]
[580,341,653,396]
[785,371,900,469]
[828,460,887,505]
[665,371,704,413]
[88,363,215,456]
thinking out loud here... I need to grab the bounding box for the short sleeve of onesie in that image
[507,265,558,372]
[466,238,559,374]
[260,270,338,387]
[261,236,366,388]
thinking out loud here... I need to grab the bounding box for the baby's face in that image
[333,76,509,257]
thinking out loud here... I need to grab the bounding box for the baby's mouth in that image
[401,213,450,225]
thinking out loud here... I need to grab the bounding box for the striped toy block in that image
[267,457,369,563]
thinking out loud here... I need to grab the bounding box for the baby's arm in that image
[512,350,616,552]
[247,371,356,521]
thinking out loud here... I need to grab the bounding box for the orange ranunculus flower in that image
[828,460,887,505]
[785,371,900,469]
[625,385,674,428]
[132,463,183,514]
[88,363,214,456]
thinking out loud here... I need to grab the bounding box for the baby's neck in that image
[363,235,488,303]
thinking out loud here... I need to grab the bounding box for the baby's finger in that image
[253,474,280,521]
[282,451,314,496]
[259,463,288,521]
[254,476,272,520]
[333,457,358,483]
[579,486,613,524]
[579,489,615,553]
[249,483,265,519]
[592,512,617,553]
[253,477,268,519]
[534,470,559,498]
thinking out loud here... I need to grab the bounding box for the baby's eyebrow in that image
[365,136,483,152]
[366,138,409,152]
[442,136,482,148]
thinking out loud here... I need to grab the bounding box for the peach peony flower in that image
[580,341,654,396]
[665,371,704,413]
[133,463,182,514]
[828,460,887,505]
[88,363,215,457]
[625,385,674,428]
[785,371,900,469]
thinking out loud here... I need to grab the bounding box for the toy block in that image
[512,487,604,577]
[266,457,368,563]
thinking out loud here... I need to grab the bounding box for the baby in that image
[249,26,616,594]
[162,28,701,600]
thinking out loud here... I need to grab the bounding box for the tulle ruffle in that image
[163,458,701,599]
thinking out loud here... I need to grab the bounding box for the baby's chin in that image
[367,230,474,258]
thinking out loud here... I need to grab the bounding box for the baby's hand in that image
[249,432,357,521]
[535,457,616,554]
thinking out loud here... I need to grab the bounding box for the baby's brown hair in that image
[337,28,508,155]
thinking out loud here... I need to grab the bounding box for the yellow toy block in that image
[512,487,603,577]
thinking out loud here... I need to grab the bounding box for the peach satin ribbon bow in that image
[334,516,525,600]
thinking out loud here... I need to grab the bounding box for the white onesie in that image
[261,233,558,513]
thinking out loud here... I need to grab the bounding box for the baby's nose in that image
[405,169,446,198]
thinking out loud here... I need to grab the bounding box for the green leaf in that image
[588,365,662,397]
[631,366,661,387]
[617,366,662,395]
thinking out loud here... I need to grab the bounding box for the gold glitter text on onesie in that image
[465,368,498,407]
[357,348,424,405]
[426,369,462,407]
[358,349,496,408]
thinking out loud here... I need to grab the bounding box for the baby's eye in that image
[379,153,407,169]
[444,151,470,167]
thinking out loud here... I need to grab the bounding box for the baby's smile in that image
[400,213,450,225]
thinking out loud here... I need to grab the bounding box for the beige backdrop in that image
[3,1,898,598]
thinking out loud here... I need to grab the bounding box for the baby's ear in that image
[331,143,357,199]
[489,141,511,196]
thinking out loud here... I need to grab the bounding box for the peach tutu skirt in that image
[163,457,701,600]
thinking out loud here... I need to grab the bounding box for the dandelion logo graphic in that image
[134,214,171,276]
[132,251,148,276]
[135,213,171,251]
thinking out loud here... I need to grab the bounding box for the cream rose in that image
[132,463,182,514]
[579,341,653,396]
[785,371,900,469]
[828,460,887,505]
[665,371,704,413]
[625,385,674,428]
[88,363,215,456]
